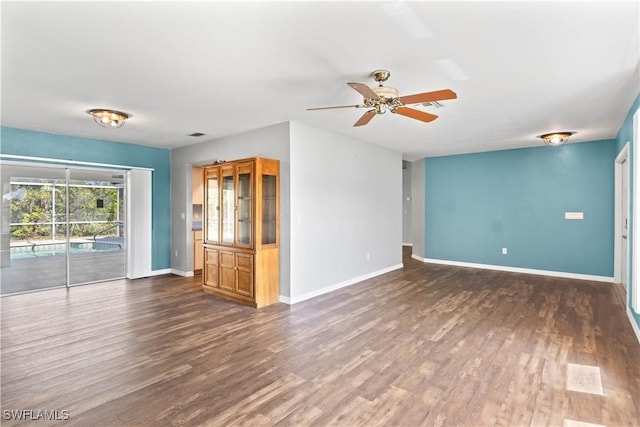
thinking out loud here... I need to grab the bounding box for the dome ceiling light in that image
[87,109,130,129]
[539,131,575,146]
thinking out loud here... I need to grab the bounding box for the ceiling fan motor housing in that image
[367,86,402,114]
[372,86,398,99]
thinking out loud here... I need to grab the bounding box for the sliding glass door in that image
[68,169,126,286]
[1,163,126,295]
[1,165,68,294]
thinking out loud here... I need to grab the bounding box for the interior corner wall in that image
[425,140,617,277]
[170,122,291,296]
[289,122,402,301]
[0,126,171,271]
[410,159,426,259]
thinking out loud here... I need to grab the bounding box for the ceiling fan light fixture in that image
[539,131,575,146]
[87,109,130,129]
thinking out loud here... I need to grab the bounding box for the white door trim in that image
[614,142,630,285]
[632,108,640,313]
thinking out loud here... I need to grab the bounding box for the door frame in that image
[614,142,630,286]
[632,108,640,313]
[0,158,151,293]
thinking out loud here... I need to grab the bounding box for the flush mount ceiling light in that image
[538,131,575,146]
[87,109,130,128]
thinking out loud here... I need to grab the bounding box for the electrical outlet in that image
[175,250,178,257]
[502,248,507,255]
[565,212,584,220]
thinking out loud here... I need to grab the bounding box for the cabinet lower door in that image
[219,250,235,293]
[235,253,254,298]
[204,248,219,288]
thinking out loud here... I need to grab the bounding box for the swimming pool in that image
[10,241,122,259]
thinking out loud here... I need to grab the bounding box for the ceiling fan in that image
[307,69,457,127]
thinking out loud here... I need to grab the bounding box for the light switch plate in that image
[565,212,584,220]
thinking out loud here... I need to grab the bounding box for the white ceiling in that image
[2,1,639,161]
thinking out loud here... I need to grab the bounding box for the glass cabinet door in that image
[236,163,252,247]
[206,171,219,243]
[262,174,277,245]
[220,166,235,245]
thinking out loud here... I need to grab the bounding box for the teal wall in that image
[425,139,616,277]
[0,127,171,270]
[616,93,640,331]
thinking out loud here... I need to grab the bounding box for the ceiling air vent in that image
[420,101,444,109]
[189,132,206,137]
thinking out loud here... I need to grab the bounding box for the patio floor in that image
[0,250,125,295]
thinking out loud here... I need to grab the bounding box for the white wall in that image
[411,159,426,259]
[171,120,404,303]
[289,122,403,302]
[402,161,412,244]
[170,122,291,296]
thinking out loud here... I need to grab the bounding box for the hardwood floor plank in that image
[2,249,639,426]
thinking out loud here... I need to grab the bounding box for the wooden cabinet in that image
[193,230,203,271]
[202,157,279,308]
[192,167,203,205]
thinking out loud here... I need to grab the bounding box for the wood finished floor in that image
[1,248,639,426]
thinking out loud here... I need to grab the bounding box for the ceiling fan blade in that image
[348,82,380,99]
[354,110,377,127]
[307,104,364,111]
[394,106,438,123]
[398,89,457,105]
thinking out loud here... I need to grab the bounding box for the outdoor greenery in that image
[10,182,123,240]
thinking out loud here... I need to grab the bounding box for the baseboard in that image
[170,269,193,277]
[419,257,614,283]
[279,296,291,304]
[127,268,174,279]
[286,263,404,305]
[627,307,640,345]
[402,243,413,247]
